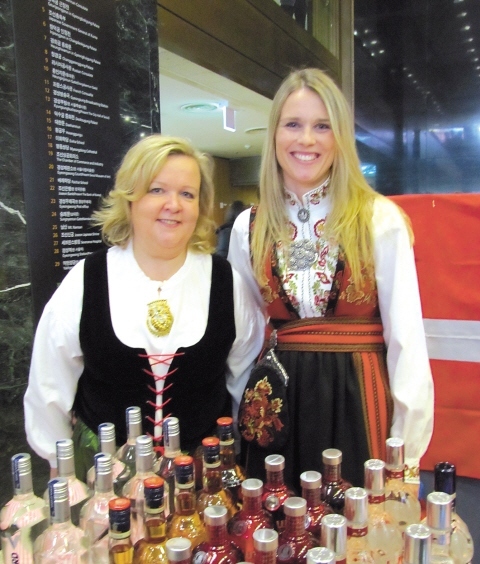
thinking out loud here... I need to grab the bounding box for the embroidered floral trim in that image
[239,376,284,447]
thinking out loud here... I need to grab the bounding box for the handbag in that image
[238,330,290,450]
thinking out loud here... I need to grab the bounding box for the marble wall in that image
[0,0,159,506]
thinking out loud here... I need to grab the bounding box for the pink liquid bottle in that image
[300,471,333,542]
[277,497,320,564]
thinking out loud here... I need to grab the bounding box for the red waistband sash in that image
[274,317,392,462]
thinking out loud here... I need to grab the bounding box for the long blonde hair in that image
[251,68,412,286]
[92,134,216,253]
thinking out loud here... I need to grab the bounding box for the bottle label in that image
[264,494,281,512]
[230,519,248,536]
[1,515,48,563]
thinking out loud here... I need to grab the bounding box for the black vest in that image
[74,249,236,450]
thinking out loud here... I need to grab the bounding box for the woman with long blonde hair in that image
[229,69,433,492]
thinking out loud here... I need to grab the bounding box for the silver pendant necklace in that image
[295,175,330,225]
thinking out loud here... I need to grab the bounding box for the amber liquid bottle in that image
[253,528,278,564]
[300,471,333,542]
[277,497,320,564]
[227,478,274,562]
[166,455,206,549]
[196,437,237,520]
[262,454,295,532]
[108,497,134,564]
[321,450,352,515]
[216,417,245,508]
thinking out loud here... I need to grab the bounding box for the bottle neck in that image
[219,440,236,470]
[284,514,306,537]
[206,522,228,547]
[265,469,285,490]
[323,463,341,484]
[254,549,277,564]
[347,525,368,539]
[243,494,263,514]
[302,487,321,508]
[174,483,197,516]
[367,494,386,513]
[144,508,167,543]
[203,463,223,493]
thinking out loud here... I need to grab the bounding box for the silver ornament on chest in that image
[288,239,317,270]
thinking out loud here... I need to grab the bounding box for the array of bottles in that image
[0,408,474,564]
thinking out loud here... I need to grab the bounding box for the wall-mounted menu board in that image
[12,0,121,322]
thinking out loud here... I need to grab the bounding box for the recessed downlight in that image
[245,127,267,134]
[180,103,221,113]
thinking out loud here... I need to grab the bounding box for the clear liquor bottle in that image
[155,417,182,519]
[261,454,295,532]
[320,514,347,564]
[423,491,455,563]
[300,471,333,542]
[403,524,432,564]
[196,437,237,520]
[86,422,131,496]
[252,528,278,564]
[321,450,352,516]
[277,497,320,564]
[344,487,374,564]
[363,459,402,564]
[0,453,48,564]
[166,537,192,564]
[192,505,244,564]
[307,547,336,564]
[434,462,474,564]
[43,439,91,526]
[116,406,144,478]
[109,497,134,564]
[133,476,168,564]
[122,435,158,546]
[80,453,117,563]
[166,455,206,549]
[227,478,274,562]
[34,478,87,563]
[384,438,421,533]
[216,417,246,508]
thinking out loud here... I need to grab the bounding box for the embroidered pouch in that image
[238,332,290,450]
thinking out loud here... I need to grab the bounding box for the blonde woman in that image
[228,69,433,490]
[25,134,264,480]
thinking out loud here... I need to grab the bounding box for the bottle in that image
[122,435,158,546]
[166,455,206,549]
[384,438,421,532]
[300,471,333,541]
[156,417,182,518]
[192,505,244,564]
[320,514,347,564]
[43,439,91,526]
[80,453,117,563]
[0,452,49,563]
[86,422,131,496]
[277,497,320,564]
[262,454,294,532]
[109,497,134,564]
[252,528,278,564]
[424,491,455,564]
[434,462,474,564]
[321,450,352,515]
[216,417,246,507]
[307,547,336,564]
[133,476,168,563]
[344,488,374,564]
[196,437,237,520]
[34,478,87,563]
[403,524,432,564]
[166,537,192,564]
[363,459,402,564]
[116,406,144,477]
[227,478,274,562]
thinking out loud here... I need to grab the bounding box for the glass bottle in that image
[0,452,48,564]
[364,459,402,564]
[227,478,274,562]
[277,497,320,564]
[133,476,168,564]
[384,438,421,533]
[80,453,117,563]
[321,450,352,516]
[156,417,182,518]
[43,439,91,526]
[216,416,246,508]
[403,524,432,564]
[166,455,206,549]
[320,514,347,564]
[166,537,192,564]
[196,437,237,520]
[122,435,158,546]
[300,471,333,542]
[262,454,295,532]
[116,406,144,478]
[344,487,374,564]
[86,422,131,496]
[423,492,455,564]
[192,505,244,564]
[307,547,336,564]
[252,528,278,564]
[109,497,134,564]
[434,462,474,564]
[34,478,87,563]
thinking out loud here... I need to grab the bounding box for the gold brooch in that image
[146,299,174,337]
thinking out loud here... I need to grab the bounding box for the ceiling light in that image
[457,12,467,17]
[461,25,471,31]
[245,127,267,134]
[180,103,221,113]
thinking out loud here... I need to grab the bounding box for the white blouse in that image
[228,189,434,473]
[24,243,265,467]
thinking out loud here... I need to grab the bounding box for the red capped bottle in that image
[300,471,333,541]
[109,497,134,563]
[277,497,320,564]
